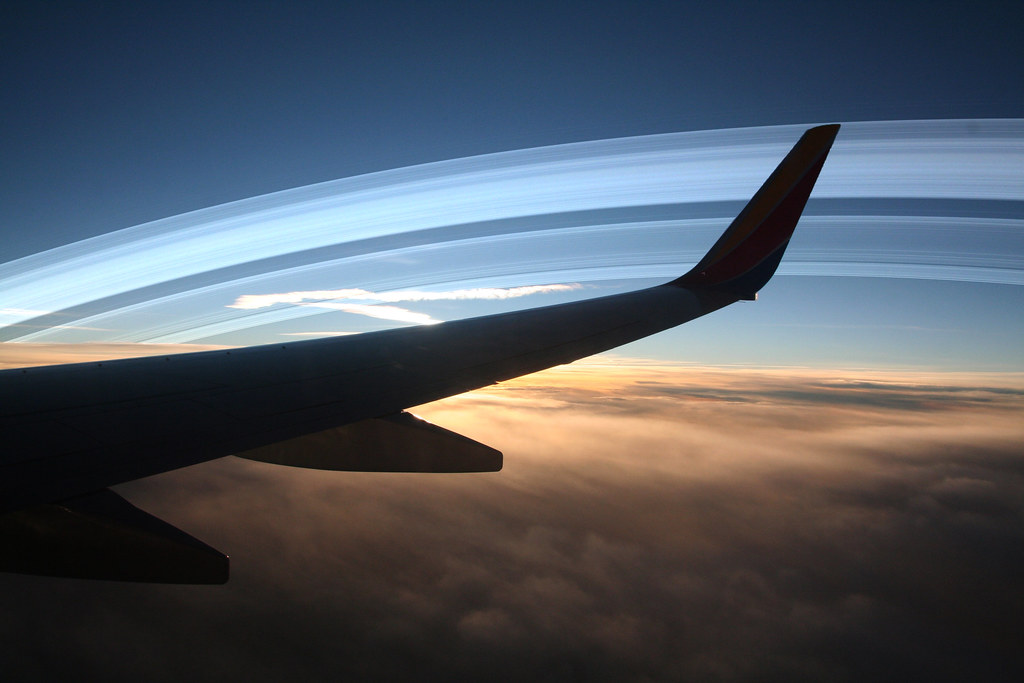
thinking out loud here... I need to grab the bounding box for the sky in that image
[1,1,1022,680]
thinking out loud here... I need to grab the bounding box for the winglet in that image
[671,124,839,298]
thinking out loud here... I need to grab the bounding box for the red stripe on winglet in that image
[697,152,828,283]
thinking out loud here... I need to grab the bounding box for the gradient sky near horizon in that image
[1,2,1022,681]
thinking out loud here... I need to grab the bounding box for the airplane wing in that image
[0,124,840,583]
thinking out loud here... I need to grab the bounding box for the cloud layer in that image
[0,364,1021,681]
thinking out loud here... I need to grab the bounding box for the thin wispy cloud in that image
[278,331,359,337]
[228,284,581,310]
[226,283,581,326]
[7,324,113,332]
[298,302,441,325]
[0,308,50,317]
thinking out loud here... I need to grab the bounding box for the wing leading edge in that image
[0,124,840,582]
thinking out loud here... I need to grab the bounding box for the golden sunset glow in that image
[0,342,229,369]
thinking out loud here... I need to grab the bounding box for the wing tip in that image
[671,123,840,297]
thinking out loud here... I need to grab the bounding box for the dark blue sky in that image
[3,1,1021,256]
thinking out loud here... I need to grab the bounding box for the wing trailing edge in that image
[236,411,502,472]
[0,488,228,584]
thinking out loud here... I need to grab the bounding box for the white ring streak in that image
[1,119,1021,344]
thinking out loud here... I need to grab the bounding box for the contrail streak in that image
[1,119,1020,344]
